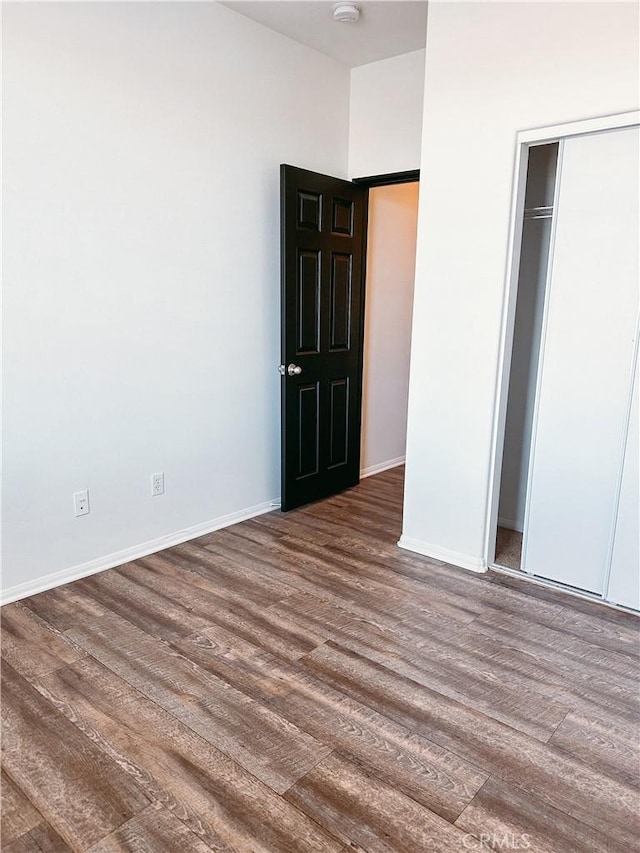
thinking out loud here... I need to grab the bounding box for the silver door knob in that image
[278,364,303,376]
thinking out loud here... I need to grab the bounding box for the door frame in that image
[353,169,420,188]
[484,110,640,577]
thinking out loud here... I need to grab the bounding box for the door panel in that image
[281,165,367,511]
[329,377,349,468]
[297,251,320,354]
[297,383,320,479]
[330,254,352,351]
[523,127,639,593]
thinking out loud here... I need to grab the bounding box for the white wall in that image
[348,49,425,178]
[361,183,419,476]
[2,2,350,600]
[401,1,640,570]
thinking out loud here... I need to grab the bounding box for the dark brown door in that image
[280,165,368,511]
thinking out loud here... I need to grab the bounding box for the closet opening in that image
[494,142,558,571]
[488,114,638,609]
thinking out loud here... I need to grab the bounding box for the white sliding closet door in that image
[523,127,639,594]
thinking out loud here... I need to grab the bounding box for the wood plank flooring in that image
[2,466,639,852]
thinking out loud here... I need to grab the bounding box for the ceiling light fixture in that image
[332,2,361,23]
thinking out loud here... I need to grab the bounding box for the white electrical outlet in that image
[152,473,165,496]
[74,490,90,517]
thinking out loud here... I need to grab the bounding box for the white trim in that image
[0,499,278,606]
[519,111,639,145]
[397,535,487,573]
[497,516,523,534]
[482,135,529,567]
[360,456,405,479]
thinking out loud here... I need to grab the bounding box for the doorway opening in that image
[357,173,420,485]
[279,165,418,512]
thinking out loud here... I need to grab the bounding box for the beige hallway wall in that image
[361,182,419,475]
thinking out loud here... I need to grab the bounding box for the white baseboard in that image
[397,535,487,573]
[498,516,524,533]
[360,456,405,479]
[1,499,278,606]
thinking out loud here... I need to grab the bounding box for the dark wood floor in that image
[2,467,639,852]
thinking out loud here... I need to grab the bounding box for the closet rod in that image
[524,205,553,220]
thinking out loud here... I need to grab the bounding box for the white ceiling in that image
[220,1,428,68]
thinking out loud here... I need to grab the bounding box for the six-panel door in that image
[280,165,367,511]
